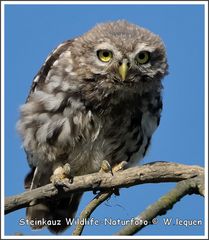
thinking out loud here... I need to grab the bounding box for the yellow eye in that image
[97,50,113,62]
[135,51,150,64]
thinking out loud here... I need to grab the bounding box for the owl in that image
[17,20,168,233]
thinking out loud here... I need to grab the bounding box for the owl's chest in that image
[71,110,144,175]
[98,106,149,165]
[70,91,160,175]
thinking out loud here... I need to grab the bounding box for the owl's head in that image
[71,20,168,91]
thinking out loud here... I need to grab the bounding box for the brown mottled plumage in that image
[17,20,168,233]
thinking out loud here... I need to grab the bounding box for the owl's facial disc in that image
[92,42,162,84]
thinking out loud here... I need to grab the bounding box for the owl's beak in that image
[118,59,130,81]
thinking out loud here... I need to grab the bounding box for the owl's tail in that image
[25,168,82,233]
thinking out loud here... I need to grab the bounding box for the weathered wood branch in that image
[5,161,204,215]
[115,175,204,235]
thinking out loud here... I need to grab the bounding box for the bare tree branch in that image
[5,161,204,215]
[115,175,204,235]
[72,191,113,235]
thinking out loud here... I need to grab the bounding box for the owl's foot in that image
[96,160,128,196]
[112,161,128,173]
[50,163,73,187]
[99,160,128,175]
[92,160,112,194]
[112,161,128,196]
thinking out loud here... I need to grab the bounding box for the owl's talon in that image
[63,163,74,183]
[99,160,113,175]
[51,177,72,189]
[50,175,65,186]
[63,163,71,176]
[113,188,120,196]
[93,189,100,195]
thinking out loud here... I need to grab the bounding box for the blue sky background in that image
[4,3,205,237]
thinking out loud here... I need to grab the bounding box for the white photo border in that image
[1,1,208,239]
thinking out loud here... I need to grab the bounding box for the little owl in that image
[17,20,168,233]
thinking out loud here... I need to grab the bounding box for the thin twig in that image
[72,191,113,235]
[115,175,204,235]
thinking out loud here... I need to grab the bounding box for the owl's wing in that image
[21,37,99,187]
[23,40,73,185]
[21,39,85,233]
[27,39,73,101]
